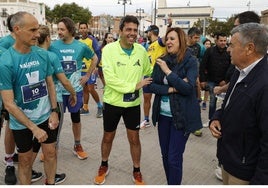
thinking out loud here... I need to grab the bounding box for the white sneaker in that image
[215,165,223,181]
[139,120,147,129]
[139,119,151,129]
[144,120,151,128]
[203,122,209,128]
[216,93,226,100]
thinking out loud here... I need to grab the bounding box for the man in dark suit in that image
[209,23,268,184]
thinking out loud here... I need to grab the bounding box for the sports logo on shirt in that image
[117,62,126,67]
[133,60,140,66]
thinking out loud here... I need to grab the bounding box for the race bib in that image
[61,60,77,74]
[123,90,139,102]
[21,80,48,103]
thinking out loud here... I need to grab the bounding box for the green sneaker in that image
[193,129,202,137]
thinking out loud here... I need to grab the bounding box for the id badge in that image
[123,90,139,102]
[61,60,77,74]
[21,80,48,103]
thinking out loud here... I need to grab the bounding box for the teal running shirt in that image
[47,51,65,102]
[49,39,95,94]
[0,46,53,130]
[0,34,15,49]
[0,46,6,111]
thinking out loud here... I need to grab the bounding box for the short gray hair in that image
[231,23,268,55]
[9,11,30,28]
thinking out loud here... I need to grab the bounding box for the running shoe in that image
[94,166,109,185]
[132,171,145,185]
[73,144,88,160]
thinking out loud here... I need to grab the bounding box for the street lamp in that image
[136,8,144,36]
[153,0,157,25]
[247,1,251,11]
[118,0,132,17]
[136,8,144,21]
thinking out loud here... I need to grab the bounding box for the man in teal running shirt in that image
[0,13,45,185]
[0,11,58,185]
[49,17,98,160]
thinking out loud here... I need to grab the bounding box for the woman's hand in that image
[156,58,171,75]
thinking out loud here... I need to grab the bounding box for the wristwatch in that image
[51,108,59,113]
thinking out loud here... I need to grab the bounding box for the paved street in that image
[0,81,223,185]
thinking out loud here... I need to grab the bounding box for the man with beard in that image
[49,17,98,160]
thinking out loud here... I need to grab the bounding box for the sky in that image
[31,0,267,19]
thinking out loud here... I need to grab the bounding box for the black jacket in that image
[211,55,268,184]
[199,45,231,84]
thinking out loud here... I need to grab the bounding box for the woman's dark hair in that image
[203,38,211,45]
[101,32,112,48]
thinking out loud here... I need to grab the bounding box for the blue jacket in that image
[149,49,202,133]
[211,55,268,184]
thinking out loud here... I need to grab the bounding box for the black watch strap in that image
[51,108,59,113]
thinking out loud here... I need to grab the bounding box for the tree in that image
[45,5,54,23]
[193,16,235,37]
[46,3,92,24]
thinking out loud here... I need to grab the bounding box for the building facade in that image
[156,0,214,36]
[261,9,268,25]
[0,0,45,37]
